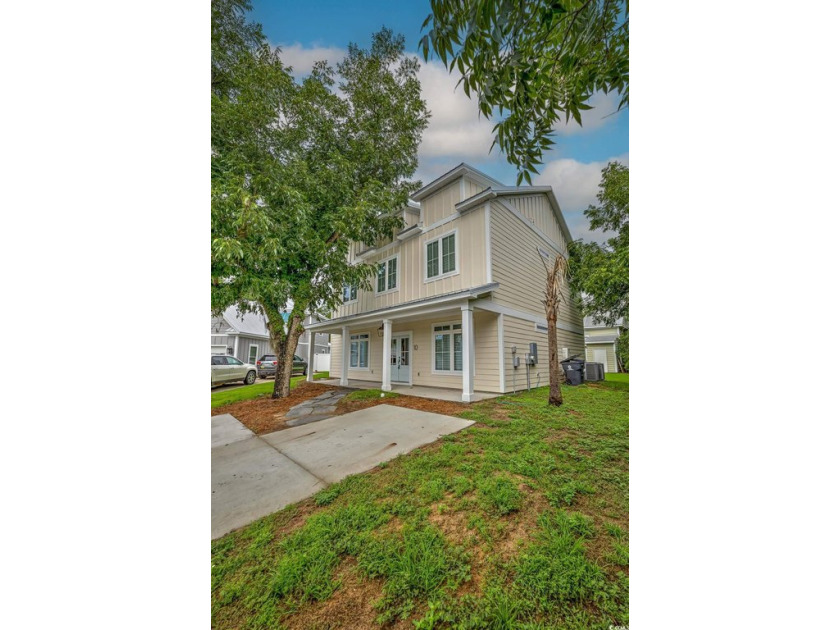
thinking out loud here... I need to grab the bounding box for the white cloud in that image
[276,43,345,77]
[415,58,498,161]
[534,153,628,243]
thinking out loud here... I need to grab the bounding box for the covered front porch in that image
[303,285,501,402]
[317,378,499,403]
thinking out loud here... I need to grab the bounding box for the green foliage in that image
[616,329,629,371]
[569,162,629,327]
[420,0,628,182]
[211,0,430,389]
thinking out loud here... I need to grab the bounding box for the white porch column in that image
[340,326,349,386]
[232,334,239,359]
[461,304,475,402]
[306,330,315,382]
[381,319,393,391]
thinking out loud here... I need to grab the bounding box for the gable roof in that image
[454,184,573,244]
[412,162,504,201]
[221,305,270,337]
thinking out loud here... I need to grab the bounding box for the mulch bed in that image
[211,382,338,435]
[213,383,473,436]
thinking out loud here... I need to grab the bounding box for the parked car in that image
[256,354,308,378]
[211,355,257,386]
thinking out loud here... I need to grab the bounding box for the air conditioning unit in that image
[584,362,605,381]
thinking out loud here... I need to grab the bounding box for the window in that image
[535,323,548,333]
[376,255,398,293]
[248,345,258,364]
[226,357,243,366]
[211,356,226,366]
[425,232,457,280]
[432,323,462,373]
[349,333,369,369]
[343,284,357,303]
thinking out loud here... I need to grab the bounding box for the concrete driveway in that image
[211,405,474,539]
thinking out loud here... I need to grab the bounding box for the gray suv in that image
[256,354,308,379]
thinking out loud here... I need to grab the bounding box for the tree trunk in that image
[263,304,292,399]
[542,252,567,407]
[547,309,564,406]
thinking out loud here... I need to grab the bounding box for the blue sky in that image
[250,0,629,242]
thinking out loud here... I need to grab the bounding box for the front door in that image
[390,335,410,383]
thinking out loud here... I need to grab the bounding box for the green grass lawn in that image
[211,378,629,628]
[343,389,400,402]
[605,372,629,384]
[210,372,329,409]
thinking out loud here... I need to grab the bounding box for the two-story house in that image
[302,163,585,401]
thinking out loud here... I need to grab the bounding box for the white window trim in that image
[430,320,464,375]
[423,229,459,283]
[247,344,259,363]
[348,331,371,371]
[375,253,400,296]
[342,284,358,305]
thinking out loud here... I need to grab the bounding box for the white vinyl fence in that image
[313,353,331,373]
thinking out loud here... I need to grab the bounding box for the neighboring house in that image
[303,162,585,401]
[211,306,330,365]
[583,316,627,373]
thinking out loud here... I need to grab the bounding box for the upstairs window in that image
[376,255,398,294]
[343,285,357,303]
[425,231,457,280]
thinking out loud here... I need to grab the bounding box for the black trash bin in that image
[561,358,586,385]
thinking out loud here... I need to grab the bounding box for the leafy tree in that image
[568,161,628,327]
[420,0,628,183]
[211,0,429,397]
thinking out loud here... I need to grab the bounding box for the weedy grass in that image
[212,377,629,628]
[343,388,401,402]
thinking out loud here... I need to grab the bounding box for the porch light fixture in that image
[377,324,383,337]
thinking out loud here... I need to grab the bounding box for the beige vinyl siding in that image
[463,176,486,198]
[585,326,621,337]
[502,316,584,393]
[585,343,618,373]
[333,209,488,319]
[507,195,565,249]
[490,200,582,329]
[422,180,462,225]
[327,311,501,393]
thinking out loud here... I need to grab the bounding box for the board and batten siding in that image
[328,310,501,393]
[506,195,565,249]
[233,336,272,364]
[585,343,618,373]
[489,200,581,328]
[333,208,488,319]
[502,315,584,393]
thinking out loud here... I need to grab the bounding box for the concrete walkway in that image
[211,405,474,539]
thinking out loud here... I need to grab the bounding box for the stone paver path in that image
[284,388,351,427]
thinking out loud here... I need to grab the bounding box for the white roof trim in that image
[455,186,573,244]
[412,163,504,201]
